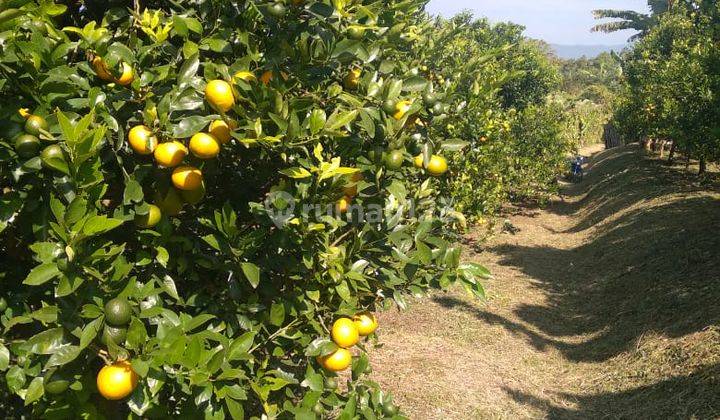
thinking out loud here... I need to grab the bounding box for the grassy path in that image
[369,144,720,419]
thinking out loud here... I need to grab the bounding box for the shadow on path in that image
[445,144,720,418]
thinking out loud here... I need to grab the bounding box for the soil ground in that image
[369,144,720,419]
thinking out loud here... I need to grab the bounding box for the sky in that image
[426,0,650,45]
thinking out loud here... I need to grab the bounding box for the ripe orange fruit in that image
[352,312,378,336]
[96,361,138,400]
[233,71,256,83]
[317,348,352,372]
[336,196,352,214]
[115,62,134,86]
[344,68,361,89]
[92,57,114,82]
[172,166,203,191]
[426,155,448,177]
[189,133,221,159]
[135,204,162,228]
[205,80,235,112]
[260,70,273,85]
[155,188,184,216]
[331,317,359,348]
[127,125,157,155]
[393,100,412,120]
[154,141,188,167]
[208,119,237,144]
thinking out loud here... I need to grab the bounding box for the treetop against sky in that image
[426,0,650,45]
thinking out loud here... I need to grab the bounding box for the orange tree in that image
[390,12,569,221]
[0,0,490,417]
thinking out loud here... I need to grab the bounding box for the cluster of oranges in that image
[316,312,378,372]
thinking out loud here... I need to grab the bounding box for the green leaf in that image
[269,302,285,327]
[300,372,323,392]
[5,366,25,393]
[80,318,104,349]
[126,318,148,350]
[24,377,44,405]
[279,167,311,179]
[440,138,470,151]
[82,215,124,236]
[240,262,260,289]
[225,398,245,420]
[156,247,169,268]
[65,197,88,225]
[308,109,326,135]
[172,115,214,138]
[402,76,429,92]
[23,263,61,286]
[339,394,357,420]
[123,179,144,205]
[24,328,66,355]
[0,344,9,371]
[177,54,200,86]
[227,331,256,361]
[325,110,359,131]
[29,306,58,323]
[335,281,352,302]
[351,352,369,381]
[46,346,80,368]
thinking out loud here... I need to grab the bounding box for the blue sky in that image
[426,1,650,45]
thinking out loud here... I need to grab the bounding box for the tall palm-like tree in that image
[591,0,676,40]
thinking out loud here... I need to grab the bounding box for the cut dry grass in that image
[368,144,720,419]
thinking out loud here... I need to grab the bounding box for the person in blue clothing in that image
[570,156,585,182]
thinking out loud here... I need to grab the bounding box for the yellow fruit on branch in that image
[336,196,352,214]
[92,57,114,82]
[135,204,162,228]
[413,154,424,169]
[205,80,235,112]
[115,62,134,86]
[154,141,188,167]
[344,68,362,89]
[208,119,237,144]
[352,312,378,336]
[426,155,448,177]
[317,348,352,372]
[96,361,138,401]
[172,166,204,191]
[127,125,157,155]
[189,132,221,159]
[331,317,359,348]
[393,100,412,120]
[92,57,134,86]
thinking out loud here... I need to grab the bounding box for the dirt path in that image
[369,145,720,419]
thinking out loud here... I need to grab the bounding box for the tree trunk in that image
[667,142,677,164]
[699,158,707,175]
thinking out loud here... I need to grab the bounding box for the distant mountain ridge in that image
[550,44,628,59]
